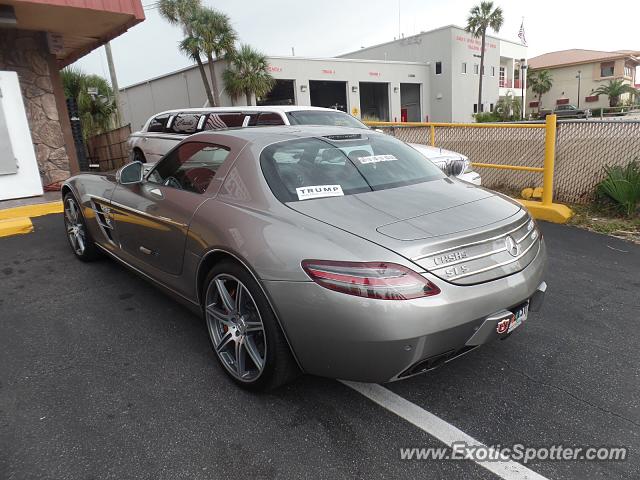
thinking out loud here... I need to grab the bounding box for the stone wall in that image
[0,29,70,186]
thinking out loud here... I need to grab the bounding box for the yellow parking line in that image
[0,217,34,238]
[0,201,63,220]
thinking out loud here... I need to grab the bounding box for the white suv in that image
[127,105,480,184]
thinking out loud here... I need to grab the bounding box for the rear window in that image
[168,113,202,134]
[286,110,367,129]
[260,134,445,202]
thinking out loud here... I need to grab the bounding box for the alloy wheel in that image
[205,274,267,382]
[64,198,86,256]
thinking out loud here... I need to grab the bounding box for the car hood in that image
[288,179,538,285]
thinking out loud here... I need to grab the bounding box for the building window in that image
[499,66,505,87]
[435,61,442,75]
[473,103,478,113]
[474,64,479,75]
[479,103,484,112]
[624,64,633,77]
[600,62,614,77]
[461,62,467,74]
[490,103,494,112]
[491,66,495,76]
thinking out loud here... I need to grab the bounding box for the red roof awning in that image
[5,0,145,67]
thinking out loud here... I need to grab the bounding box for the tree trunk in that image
[478,31,486,113]
[610,96,618,108]
[206,53,220,107]
[195,56,214,107]
[245,90,252,106]
[538,93,543,113]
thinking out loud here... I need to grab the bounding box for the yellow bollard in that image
[430,125,435,146]
[542,114,557,206]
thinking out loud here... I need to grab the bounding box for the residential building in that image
[526,49,640,112]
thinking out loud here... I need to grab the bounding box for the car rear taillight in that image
[301,260,440,300]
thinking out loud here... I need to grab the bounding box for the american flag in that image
[518,19,527,46]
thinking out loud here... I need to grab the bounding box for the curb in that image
[0,201,63,238]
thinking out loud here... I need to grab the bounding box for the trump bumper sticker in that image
[296,185,344,200]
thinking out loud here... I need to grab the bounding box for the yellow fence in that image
[365,114,573,223]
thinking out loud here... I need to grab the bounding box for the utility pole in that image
[576,70,582,108]
[104,42,122,127]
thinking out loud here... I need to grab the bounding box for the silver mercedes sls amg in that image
[62,126,547,390]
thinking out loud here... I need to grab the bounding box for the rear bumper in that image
[264,239,547,383]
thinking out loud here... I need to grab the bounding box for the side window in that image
[256,112,285,126]
[435,61,442,75]
[147,142,231,194]
[203,113,248,130]
[168,113,202,134]
[147,114,170,133]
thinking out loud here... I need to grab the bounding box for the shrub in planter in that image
[597,160,640,217]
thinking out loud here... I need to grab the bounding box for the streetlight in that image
[576,70,582,108]
[520,58,527,120]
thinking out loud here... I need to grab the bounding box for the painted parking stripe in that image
[341,381,549,480]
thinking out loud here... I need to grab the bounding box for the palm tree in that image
[466,2,504,113]
[528,69,553,112]
[591,79,638,107]
[61,67,117,140]
[495,95,521,121]
[191,8,237,107]
[223,44,275,106]
[158,0,214,106]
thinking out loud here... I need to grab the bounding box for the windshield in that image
[286,110,368,129]
[260,134,446,202]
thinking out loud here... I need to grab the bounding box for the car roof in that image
[150,105,344,117]
[188,125,380,147]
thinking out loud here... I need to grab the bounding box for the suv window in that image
[148,141,230,194]
[286,110,368,129]
[168,113,202,134]
[203,113,249,130]
[260,134,445,202]
[147,114,171,132]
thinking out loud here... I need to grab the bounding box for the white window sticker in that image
[296,185,344,201]
[357,154,398,164]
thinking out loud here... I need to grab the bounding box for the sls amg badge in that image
[496,315,515,334]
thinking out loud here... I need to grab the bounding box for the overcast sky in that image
[73,0,638,88]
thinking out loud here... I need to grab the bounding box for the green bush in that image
[474,112,501,123]
[597,160,640,217]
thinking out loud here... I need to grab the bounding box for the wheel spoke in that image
[244,335,264,370]
[215,278,235,313]
[244,320,264,333]
[206,304,233,327]
[235,339,246,377]
[235,284,244,313]
[75,231,85,252]
[215,331,234,353]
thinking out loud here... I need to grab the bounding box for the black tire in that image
[63,193,101,262]
[133,149,146,163]
[202,260,300,391]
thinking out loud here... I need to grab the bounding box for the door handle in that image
[139,246,156,256]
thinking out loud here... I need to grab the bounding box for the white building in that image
[119,25,527,129]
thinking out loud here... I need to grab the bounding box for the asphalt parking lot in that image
[1,214,639,479]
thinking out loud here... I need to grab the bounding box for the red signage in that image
[267,65,282,73]
[321,69,335,75]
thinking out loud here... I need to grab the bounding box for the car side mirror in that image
[117,161,144,185]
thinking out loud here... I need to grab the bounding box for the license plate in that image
[508,302,529,333]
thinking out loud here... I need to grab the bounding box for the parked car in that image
[128,106,481,183]
[539,104,591,119]
[63,125,546,390]
[409,144,481,185]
